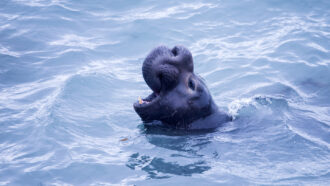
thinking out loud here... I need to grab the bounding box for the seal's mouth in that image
[133,90,162,122]
[133,92,160,109]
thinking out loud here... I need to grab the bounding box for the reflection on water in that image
[1,0,330,185]
[125,124,215,178]
[127,153,210,179]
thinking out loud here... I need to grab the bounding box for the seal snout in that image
[142,45,194,94]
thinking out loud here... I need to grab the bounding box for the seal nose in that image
[142,45,194,93]
[157,64,179,91]
[142,46,172,93]
[170,45,194,73]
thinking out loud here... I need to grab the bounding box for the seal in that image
[133,45,232,129]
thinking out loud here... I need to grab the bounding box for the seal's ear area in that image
[170,46,194,72]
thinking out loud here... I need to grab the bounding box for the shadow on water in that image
[126,123,216,178]
[141,121,217,136]
[127,153,210,179]
[140,122,217,153]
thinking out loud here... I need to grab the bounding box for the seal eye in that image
[188,79,195,90]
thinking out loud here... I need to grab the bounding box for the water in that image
[1,0,330,185]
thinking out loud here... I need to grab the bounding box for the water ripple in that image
[49,34,119,50]
[1,0,330,185]
[87,3,217,22]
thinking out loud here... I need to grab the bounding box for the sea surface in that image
[1,0,330,185]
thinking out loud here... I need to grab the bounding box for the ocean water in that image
[1,0,330,185]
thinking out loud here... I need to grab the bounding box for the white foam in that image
[0,45,21,57]
[88,3,217,22]
[228,97,255,117]
[49,34,118,50]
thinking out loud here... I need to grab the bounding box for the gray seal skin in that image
[133,45,232,129]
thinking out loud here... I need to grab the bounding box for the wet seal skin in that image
[133,45,232,129]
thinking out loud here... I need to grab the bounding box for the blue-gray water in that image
[1,0,330,185]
